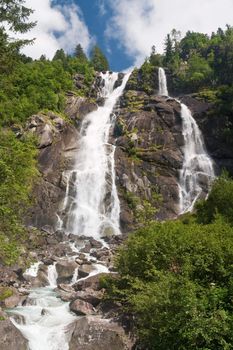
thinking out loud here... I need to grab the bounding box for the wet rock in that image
[0,318,28,350]
[69,299,95,316]
[80,242,92,254]
[73,273,109,292]
[41,308,50,316]
[78,264,96,278]
[56,260,78,284]
[90,238,103,249]
[68,316,133,350]
[58,284,75,293]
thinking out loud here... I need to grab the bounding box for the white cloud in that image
[98,0,107,16]
[106,0,233,66]
[17,0,93,59]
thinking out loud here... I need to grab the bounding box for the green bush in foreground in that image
[196,172,233,225]
[104,217,233,349]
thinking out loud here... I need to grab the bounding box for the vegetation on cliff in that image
[0,0,112,264]
[104,174,233,350]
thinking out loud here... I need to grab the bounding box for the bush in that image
[105,218,233,349]
[196,173,233,225]
[0,130,38,264]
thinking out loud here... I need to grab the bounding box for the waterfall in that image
[179,104,215,213]
[8,71,130,350]
[62,72,130,239]
[158,67,215,213]
[158,67,168,96]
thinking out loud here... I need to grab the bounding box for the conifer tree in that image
[90,45,109,72]
[74,44,87,62]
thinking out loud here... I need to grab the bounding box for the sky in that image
[19,0,233,71]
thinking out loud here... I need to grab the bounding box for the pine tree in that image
[0,0,35,33]
[90,45,109,72]
[0,0,35,73]
[164,34,174,65]
[74,44,87,62]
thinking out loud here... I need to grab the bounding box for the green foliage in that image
[0,129,38,264]
[196,173,233,225]
[160,26,233,95]
[0,59,73,126]
[90,45,109,72]
[0,0,35,73]
[105,217,233,349]
[0,54,95,127]
[74,44,88,62]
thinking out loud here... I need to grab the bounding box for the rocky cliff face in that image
[180,95,233,176]
[111,73,183,230]
[26,70,233,234]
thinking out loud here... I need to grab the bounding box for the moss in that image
[0,287,13,301]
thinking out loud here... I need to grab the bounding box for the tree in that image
[149,45,163,67]
[0,0,35,33]
[53,49,66,61]
[74,44,87,62]
[179,31,209,60]
[0,0,35,73]
[164,34,174,65]
[90,45,109,72]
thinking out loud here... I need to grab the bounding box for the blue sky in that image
[20,0,233,71]
[58,0,133,70]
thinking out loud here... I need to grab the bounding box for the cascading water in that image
[158,67,215,213]
[158,67,168,96]
[8,71,130,350]
[61,72,130,239]
[179,104,215,213]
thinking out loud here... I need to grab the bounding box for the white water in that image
[62,72,130,238]
[179,104,215,213]
[9,72,130,350]
[158,67,215,213]
[158,67,168,96]
[10,288,76,350]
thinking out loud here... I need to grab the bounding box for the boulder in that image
[74,289,104,307]
[68,316,133,350]
[78,264,96,278]
[0,319,28,350]
[73,273,109,292]
[69,299,95,316]
[56,260,77,284]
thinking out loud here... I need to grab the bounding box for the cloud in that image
[17,0,93,59]
[106,0,233,66]
[98,0,107,16]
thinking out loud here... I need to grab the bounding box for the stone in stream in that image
[69,299,95,316]
[68,316,133,350]
[73,273,110,292]
[80,242,92,254]
[56,260,78,284]
[78,264,96,278]
[89,238,103,249]
[0,318,28,350]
